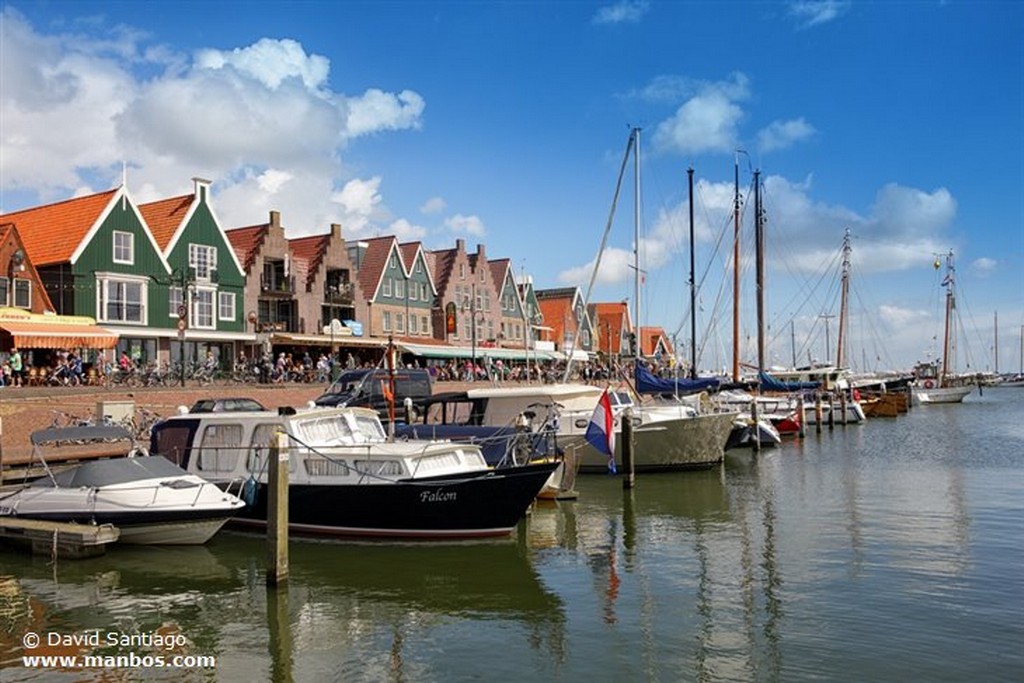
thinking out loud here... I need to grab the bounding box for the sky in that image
[2,1,1022,374]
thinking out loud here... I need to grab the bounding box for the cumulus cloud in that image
[757,118,816,152]
[593,1,650,25]
[0,8,426,238]
[789,1,851,29]
[444,213,486,237]
[420,197,446,214]
[651,74,750,155]
[969,257,997,277]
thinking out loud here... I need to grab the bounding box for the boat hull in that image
[577,411,735,473]
[911,385,973,405]
[230,462,559,539]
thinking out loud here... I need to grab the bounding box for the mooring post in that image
[827,392,836,430]
[840,392,848,426]
[622,407,635,490]
[267,428,289,586]
[751,398,761,454]
[404,397,414,425]
[797,395,806,438]
[815,393,823,435]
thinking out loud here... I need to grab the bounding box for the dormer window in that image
[113,231,134,264]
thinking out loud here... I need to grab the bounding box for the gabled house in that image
[140,178,250,364]
[1,186,171,363]
[588,301,632,360]
[227,211,300,335]
[535,287,594,360]
[1,223,53,315]
[397,241,437,339]
[352,235,410,340]
[638,326,674,362]
[426,238,475,345]
[289,223,368,343]
[490,258,528,350]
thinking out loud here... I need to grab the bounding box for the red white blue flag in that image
[586,388,617,474]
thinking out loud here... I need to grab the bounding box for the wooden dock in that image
[0,517,120,559]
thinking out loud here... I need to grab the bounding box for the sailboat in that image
[910,250,974,405]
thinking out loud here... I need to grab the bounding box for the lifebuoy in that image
[923,379,935,389]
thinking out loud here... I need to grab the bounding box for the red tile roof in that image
[355,236,397,300]
[537,295,574,345]
[0,189,118,266]
[225,225,268,273]
[289,233,329,287]
[139,194,192,251]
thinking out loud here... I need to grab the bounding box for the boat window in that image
[415,452,462,472]
[197,423,244,473]
[248,423,283,473]
[305,458,350,477]
[151,423,197,468]
[353,459,405,477]
[298,414,354,445]
[351,413,386,440]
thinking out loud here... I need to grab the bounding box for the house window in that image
[408,282,417,302]
[459,263,466,279]
[389,254,397,269]
[219,292,236,321]
[13,279,31,308]
[169,287,183,318]
[420,283,428,300]
[415,261,423,273]
[395,280,405,298]
[382,279,392,297]
[189,244,217,281]
[421,316,428,335]
[382,311,392,332]
[396,313,405,333]
[98,276,146,324]
[409,315,418,334]
[192,288,215,329]
[0,277,8,306]
[113,231,134,265]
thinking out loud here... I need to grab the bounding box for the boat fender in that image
[242,476,259,507]
[923,379,935,389]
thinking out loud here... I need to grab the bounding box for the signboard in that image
[343,320,363,337]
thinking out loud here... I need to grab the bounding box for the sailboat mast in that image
[634,127,642,366]
[994,311,998,374]
[688,166,697,379]
[732,154,741,382]
[754,170,765,373]
[941,250,955,380]
[836,228,851,368]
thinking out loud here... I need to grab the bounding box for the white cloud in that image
[789,1,851,29]
[969,257,997,277]
[420,196,446,214]
[0,9,426,241]
[757,118,816,152]
[651,74,750,155]
[444,213,486,237]
[387,218,429,242]
[593,1,650,25]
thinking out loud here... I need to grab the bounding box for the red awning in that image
[0,320,119,349]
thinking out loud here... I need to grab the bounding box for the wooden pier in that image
[0,517,120,559]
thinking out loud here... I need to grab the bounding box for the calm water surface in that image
[2,389,1022,682]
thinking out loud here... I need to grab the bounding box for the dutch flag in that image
[586,388,617,474]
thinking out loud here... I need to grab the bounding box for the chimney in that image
[331,223,342,239]
[270,210,281,229]
[456,238,465,253]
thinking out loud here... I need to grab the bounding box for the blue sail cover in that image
[634,364,720,395]
[758,370,820,392]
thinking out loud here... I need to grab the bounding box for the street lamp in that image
[462,283,483,381]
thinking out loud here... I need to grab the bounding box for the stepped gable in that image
[355,235,397,300]
[0,188,118,266]
[289,233,329,288]
[225,224,268,273]
[139,194,192,251]
[428,246,457,297]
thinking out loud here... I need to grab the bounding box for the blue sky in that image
[2,1,1022,373]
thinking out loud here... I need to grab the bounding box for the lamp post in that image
[462,284,483,381]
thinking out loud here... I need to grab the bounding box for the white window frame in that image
[395,279,405,298]
[382,279,393,297]
[169,287,183,318]
[96,274,147,324]
[409,314,418,334]
[0,277,8,307]
[113,231,134,265]
[382,310,392,332]
[189,244,217,282]
[192,287,215,329]
[396,312,405,334]
[218,291,236,321]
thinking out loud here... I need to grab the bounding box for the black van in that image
[313,368,433,420]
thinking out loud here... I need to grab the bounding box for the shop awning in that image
[0,320,119,349]
[396,341,557,362]
[273,332,386,349]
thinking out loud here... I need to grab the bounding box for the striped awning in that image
[0,320,119,349]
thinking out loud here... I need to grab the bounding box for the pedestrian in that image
[10,347,23,387]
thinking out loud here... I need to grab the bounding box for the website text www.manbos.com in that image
[22,652,216,669]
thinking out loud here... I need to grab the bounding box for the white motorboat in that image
[0,428,245,545]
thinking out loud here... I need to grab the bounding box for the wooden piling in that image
[622,407,635,490]
[797,395,806,438]
[751,398,761,454]
[840,392,848,426]
[267,429,289,586]
[815,393,823,434]
[827,393,836,430]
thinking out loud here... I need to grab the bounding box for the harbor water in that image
[2,389,1022,681]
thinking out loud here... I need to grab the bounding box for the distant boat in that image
[911,250,974,405]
